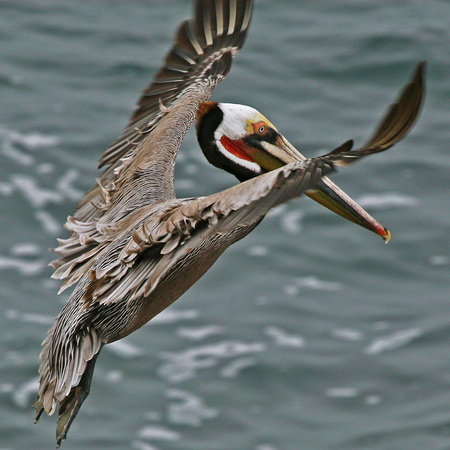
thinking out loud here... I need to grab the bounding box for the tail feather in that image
[34,324,102,418]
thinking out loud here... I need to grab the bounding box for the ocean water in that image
[1,1,449,449]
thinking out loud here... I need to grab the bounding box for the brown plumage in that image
[33,0,425,446]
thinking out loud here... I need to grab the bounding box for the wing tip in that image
[361,61,427,152]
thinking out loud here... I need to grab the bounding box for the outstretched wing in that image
[361,61,426,153]
[66,156,330,307]
[75,0,253,222]
[56,61,427,307]
[74,137,395,308]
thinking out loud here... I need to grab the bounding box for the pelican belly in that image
[108,218,262,341]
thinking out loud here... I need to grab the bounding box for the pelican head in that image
[196,101,390,241]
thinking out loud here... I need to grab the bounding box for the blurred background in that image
[0,1,449,449]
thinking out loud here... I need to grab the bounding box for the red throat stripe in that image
[220,135,253,162]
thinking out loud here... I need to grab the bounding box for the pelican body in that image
[33,0,425,446]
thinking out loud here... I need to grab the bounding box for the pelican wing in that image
[52,61,426,301]
[78,142,390,308]
[75,0,253,222]
[362,61,426,153]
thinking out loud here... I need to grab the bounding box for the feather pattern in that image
[359,61,426,154]
[75,0,252,224]
[56,147,381,314]
[33,0,426,444]
[35,0,255,428]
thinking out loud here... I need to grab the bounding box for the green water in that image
[1,1,449,449]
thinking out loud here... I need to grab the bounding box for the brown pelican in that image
[33,0,425,446]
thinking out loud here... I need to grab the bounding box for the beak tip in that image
[382,228,391,244]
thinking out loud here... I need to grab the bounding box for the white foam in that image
[174,178,195,190]
[159,340,265,383]
[35,210,62,235]
[150,308,199,325]
[357,193,418,209]
[0,255,46,275]
[36,163,54,174]
[220,357,257,378]
[176,325,224,341]
[280,209,304,235]
[364,394,382,406]
[137,425,180,441]
[364,328,423,355]
[56,168,83,200]
[12,377,39,408]
[108,339,144,358]
[4,129,59,149]
[3,145,35,165]
[11,174,62,208]
[284,276,342,296]
[132,440,160,450]
[0,127,59,166]
[266,204,287,218]
[265,326,305,348]
[11,242,42,256]
[167,389,218,426]
[0,181,14,195]
[247,245,269,257]
[429,255,448,266]
[105,370,124,382]
[293,276,342,291]
[331,328,364,341]
[255,444,281,450]
[0,383,14,393]
[325,387,359,398]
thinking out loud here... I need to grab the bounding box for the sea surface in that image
[1,1,449,449]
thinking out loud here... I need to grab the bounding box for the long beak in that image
[250,62,426,242]
[258,136,391,242]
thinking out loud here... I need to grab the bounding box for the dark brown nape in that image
[196,101,219,129]
[195,101,224,170]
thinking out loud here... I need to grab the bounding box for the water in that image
[1,1,449,449]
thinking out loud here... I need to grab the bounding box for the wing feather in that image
[52,60,426,309]
[100,0,252,167]
[66,109,421,309]
[362,61,426,153]
[74,0,253,223]
[80,156,333,306]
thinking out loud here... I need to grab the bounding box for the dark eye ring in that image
[258,125,265,133]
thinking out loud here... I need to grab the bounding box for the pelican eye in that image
[253,121,267,135]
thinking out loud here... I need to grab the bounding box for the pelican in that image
[33,0,425,446]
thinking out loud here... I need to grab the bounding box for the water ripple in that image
[0,254,46,275]
[357,192,419,209]
[12,377,39,408]
[364,328,423,355]
[107,339,144,359]
[0,127,59,166]
[150,308,199,325]
[167,389,218,426]
[331,328,364,341]
[158,340,266,383]
[11,174,62,208]
[220,356,257,378]
[176,325,224,341]
[137,424,179,441]
[265,326,305,348]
